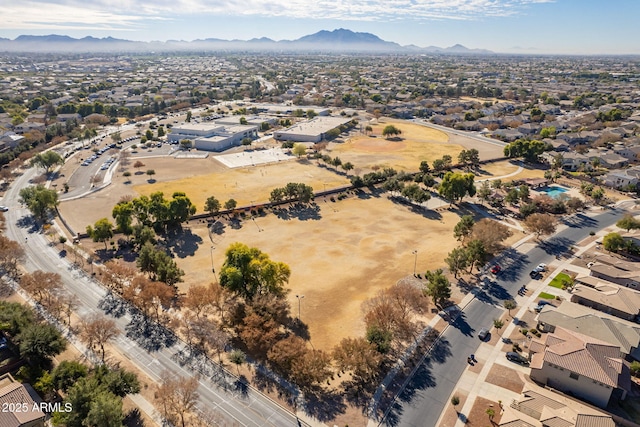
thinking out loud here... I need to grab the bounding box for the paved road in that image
[381,208,626,427]
[3,168,308,427]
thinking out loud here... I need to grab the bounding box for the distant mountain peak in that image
[0,30,493,54]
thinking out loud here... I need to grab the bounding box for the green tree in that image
[219,242,291,301]
[84,391,124,427]
[136,242,184,285]
[52,361,88,392]
[19,184,59,222]
[504,300,517,317]
[419,160,431,174]
[229,349,246,375]
[445,247,469,279]
[30,151,64,175]
[451,395,460,412]
[186,111,192,122]
[366,324,393,354]
[617,214,640,232]
[453,215,475,242]
[602,232,625,252]
[224,199,237,210]
[292,143,307,158]
[86,218,114,250]
[112,201,134,238]
[18,323,67,367]
[239,116,248,125]
[204,196,221,217]
[439,172,476,204]
[424,269,451,308]
[465,239,487,273]
[493,318,504,335]
[157,126,165,138]
[631,361,640,377]
[382,124,402,138]
[145,129,153,140]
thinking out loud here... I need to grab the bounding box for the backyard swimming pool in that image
[540,185,568,198]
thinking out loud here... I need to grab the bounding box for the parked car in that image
[506,351,529,365]
[478,328,489,341]
[0,206,8,212]
[534,263,546,272]
[534,300,555,313]
[490,264,501,274]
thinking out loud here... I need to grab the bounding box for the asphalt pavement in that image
[3,167,312,427]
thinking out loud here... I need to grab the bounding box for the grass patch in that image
[548,272,571,289]
[538,292,556,300]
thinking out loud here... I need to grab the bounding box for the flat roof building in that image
[169,122,258,152]
[274,116,352,143]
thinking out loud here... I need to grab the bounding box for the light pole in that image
[210,246,218,282]
[295,294,304,320]
[412,250,418,277]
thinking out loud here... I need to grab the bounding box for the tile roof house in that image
[529,327,630,408]
[536,300,640,361]
[501,389,615,427]
[0,374,45,427]
[569,282,640,321]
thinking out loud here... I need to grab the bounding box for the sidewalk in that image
[440,218,620,427]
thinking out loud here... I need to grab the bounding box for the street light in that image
[412,250,418,277]
[210,246,218,282]
[295,294,304,320]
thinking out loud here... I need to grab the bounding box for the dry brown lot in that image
[58,120,514,351]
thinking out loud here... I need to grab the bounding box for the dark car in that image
[506,351,529,365]
[534,300,555,313]
[478,328,489,341]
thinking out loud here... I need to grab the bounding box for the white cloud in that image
[3,0,552,31]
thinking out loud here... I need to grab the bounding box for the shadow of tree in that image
[123,408,145,427]
[125,312,176,352]
[233,375,249,397]
[539,236,572,257]
[450,312,474,337]
[288,318,311,341]
[388,197,443,220]
[228,218,243,230]
[303,388,347,422]
[496,248,530,283]
[210,220,226,235]
[98,291,128,318]
[16,215,40,233]
[163,228,203,259]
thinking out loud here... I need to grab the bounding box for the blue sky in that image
[2,0,639,54]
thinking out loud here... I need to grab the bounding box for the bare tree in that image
[81,314,119,362]
[524,213,557,239]
[183,284,215,319]
[20,270,62,306]
[155,372,200,427]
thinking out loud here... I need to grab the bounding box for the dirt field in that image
[329,121,461,173]
[58,120,516,352]
[179,191,463,350]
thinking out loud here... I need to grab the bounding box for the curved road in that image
[3,167,309,427]
[381,207,627,427]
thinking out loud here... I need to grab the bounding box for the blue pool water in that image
[541,186,568,198]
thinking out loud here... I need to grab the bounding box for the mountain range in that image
[0,29,493,54]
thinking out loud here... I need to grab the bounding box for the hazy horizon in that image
[3,0,640,55]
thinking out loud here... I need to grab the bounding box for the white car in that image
[0,206,8,212]
[533,263,547,273]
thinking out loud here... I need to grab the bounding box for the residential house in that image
[596,152,628,169]
[0,131,24,151]
[536,300,640,361]
[587,261,640,290]
[501,389,615,427]
[0,374,46,427]
[569,282,640,321]
[613,144,640,162]
[529,327,630,408]
[602,168,640,190]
